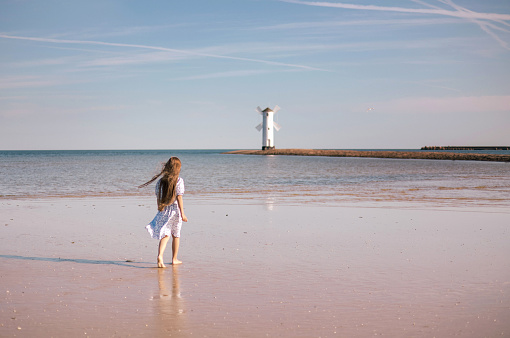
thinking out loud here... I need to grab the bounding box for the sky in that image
[1,0,509,150]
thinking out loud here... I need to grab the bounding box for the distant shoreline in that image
[224,149,510,162]
[421,146,510,150]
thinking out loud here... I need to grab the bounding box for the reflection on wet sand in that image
[152,266,187,335]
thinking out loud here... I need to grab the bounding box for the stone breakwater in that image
[422,146,510,150]
[224,149,510,162]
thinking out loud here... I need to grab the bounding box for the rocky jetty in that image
[422,146,510,150]
[224,149,510,162]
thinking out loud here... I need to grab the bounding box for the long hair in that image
[139,157,182,211]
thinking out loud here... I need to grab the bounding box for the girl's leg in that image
[157,236,170,268]
[172,235,182,265]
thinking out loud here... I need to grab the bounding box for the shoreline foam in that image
[225,149,510,162]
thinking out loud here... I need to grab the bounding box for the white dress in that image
[145,177,185,239]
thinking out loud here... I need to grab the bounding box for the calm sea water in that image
[1,149,509,209]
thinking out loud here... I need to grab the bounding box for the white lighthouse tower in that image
[255,105,281,150]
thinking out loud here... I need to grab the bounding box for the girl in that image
[139,157,188,267]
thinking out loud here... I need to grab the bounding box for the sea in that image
[1,149,509,210]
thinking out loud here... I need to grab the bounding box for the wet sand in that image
[1,197,509,337]
[225,149,510,162]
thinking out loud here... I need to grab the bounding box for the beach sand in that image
[1,197,509,337]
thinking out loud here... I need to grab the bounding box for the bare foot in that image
[171,259,182,265]
[157,257,166,268]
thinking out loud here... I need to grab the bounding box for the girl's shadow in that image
[0,254,153,268]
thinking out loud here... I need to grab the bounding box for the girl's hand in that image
[176,196,187,222]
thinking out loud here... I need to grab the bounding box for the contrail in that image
[409,0,509,50]
[281,0,510,50]
[436,0,509,49]
[280,0,510,21]
[0,34,327,72]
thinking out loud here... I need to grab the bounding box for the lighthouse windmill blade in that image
[255,107,264,131]
[273,105,281,131]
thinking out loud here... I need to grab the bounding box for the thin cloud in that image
[82,51,186,67]
[0,34,327,72]
[435,0,510,50]
[0,103,129,118]
[174,69,286,81]
[9,56,79,68]
[405,80,462,94]
[0,96,31,101]
[50,24,190,40]
[373,95,510,114]
[408,0,510,50]
[281,0,510,50]
[281,0,510,21]
[0,75,57,89]
[258,17,462,30]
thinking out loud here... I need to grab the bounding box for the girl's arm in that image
[177,195,188,222]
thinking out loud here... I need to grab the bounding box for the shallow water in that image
[1,149,509,209]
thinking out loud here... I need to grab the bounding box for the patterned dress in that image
[145,177,185,239]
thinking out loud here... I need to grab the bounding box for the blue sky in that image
[1,0,509,150]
